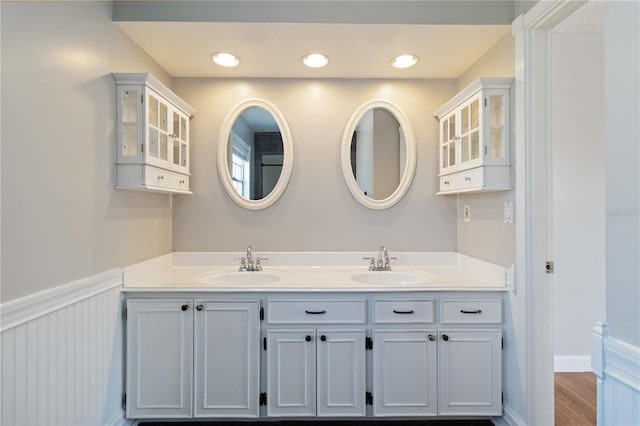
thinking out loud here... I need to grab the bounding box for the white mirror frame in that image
[340,99,417,210]
[217,98,294,210]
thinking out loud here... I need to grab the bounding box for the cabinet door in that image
[316,329,366,417]
[266,330,316,417]
[194,301,259,418]
[372,330,437,416]
[438,329,502,416]
[145,89,172,168]
[458,92,483,170]
[439,110,458,174]
[126,300,193,419]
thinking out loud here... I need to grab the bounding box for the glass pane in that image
[181,143,187,167]
[173,139,180,165]
[123,90,138,122]
[123,124,137,156]
[181,117,187,141]
[173,112,180,139]
[462,136,470,163]
[442,146,448,168]
[471,99,479,129]
[491,95,504,126]
[442,119,448,141]
[160,103,168,131]
[471,131,480,159]
[160,134,168,160]
[491,128,504,158]
[149,96,158,127]
[462,106,469,133]
[149,128,158,158]
[449,115,456,139]
[449,143,456,166]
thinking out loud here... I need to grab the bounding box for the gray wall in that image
[551,31,605,360]
[172,78,458,252]
[455,33,517,267]
[604,0,640,347]
[1,1,173,302]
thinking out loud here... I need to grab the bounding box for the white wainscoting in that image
[592,322,640,426]
[1,269,131,426]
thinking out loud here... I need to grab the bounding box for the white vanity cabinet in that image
[264,299,367,417]
[113,73,195,194]
[125,298,260,419]
[125,300,194,419]
[437,298,503,416]
[193,300,260,418]
[371,299,438,416]
[434,77,512,195]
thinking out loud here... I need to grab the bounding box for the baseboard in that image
[554,355,592,372]
[107,410,137,426]
[492,404,525,426]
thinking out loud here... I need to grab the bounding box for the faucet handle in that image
[363,257,376,271]
[234,256,247,271]
[255,256,268,271]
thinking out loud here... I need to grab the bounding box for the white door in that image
[438,329,502,416]
[372,330,437,416]
[126,300,193,419]
[266,330,316,417]
[194,301,260,418]
[316,329,366,417]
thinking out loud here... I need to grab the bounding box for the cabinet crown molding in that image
[434,77,513,119]
[112,72,196,116]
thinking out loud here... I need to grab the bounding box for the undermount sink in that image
[350,271,429,286]
[198,271,281,286]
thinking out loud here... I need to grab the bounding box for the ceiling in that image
[115,21,511,79]
[112,1,520,80]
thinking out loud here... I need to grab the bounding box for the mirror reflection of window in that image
[229,107,284,201]
[350,108,404,200]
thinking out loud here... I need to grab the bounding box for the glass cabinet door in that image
[459,94,481,168]
[121,89,139,158]
[440,112,457,173]
[488,94,506,160]
[147,91,172,166]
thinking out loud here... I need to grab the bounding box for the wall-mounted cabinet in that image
[434,78,512,195]
[113,73,195,194]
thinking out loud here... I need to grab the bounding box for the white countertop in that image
[123,252,509,293]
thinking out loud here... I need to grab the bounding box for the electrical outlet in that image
[463,205,471,222]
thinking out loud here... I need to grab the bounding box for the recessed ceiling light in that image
[212,52,240,68]
[390,54,419,69]
[303,53,329,68]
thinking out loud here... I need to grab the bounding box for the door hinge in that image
[366,392,373,405]
[365,336,373,350]
[484,146,488,155]
[263,337,267,351]
[122,393,126,409]
[259,392,267,406]
[502,391,504,404]
[260,307,264,321]
[124,307,127,321]
[502,337,504,350]
[140,94,143,103]
[545,261,555,274]
[141,144,144,153]
[484,98,487,107]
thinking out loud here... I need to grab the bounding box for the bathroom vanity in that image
[122,252,507,421]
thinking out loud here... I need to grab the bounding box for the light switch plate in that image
[504,201,513,224]
[463,205,471,222]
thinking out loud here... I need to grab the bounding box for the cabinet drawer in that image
[440,299,502,324]
[171,174,189,191]
[144,165,172,188]
[439,175,458,193]
[373,300,434,324]
[267,299,366,324]
[457,167,484,190]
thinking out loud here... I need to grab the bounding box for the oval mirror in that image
[218,99,294,210]
[340,100,416,209]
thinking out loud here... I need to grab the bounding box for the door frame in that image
[512,1,587,424]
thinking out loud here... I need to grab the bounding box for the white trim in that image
[0,268,123,332]
[493,404,526,426]
[604,336,640,392]
[433,77,513,119]
[553,356,592,372]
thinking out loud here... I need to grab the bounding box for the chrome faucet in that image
[237,245,268,271]
[364,246,396,271]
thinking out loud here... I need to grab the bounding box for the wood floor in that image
[555,372,597,426]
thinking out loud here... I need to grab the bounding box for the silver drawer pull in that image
[305,310,326,315]
[464,176,471,182]
[444,180,450,185]
[460,309,482,314]
[157,175,164,180]
[393,309,415,314]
